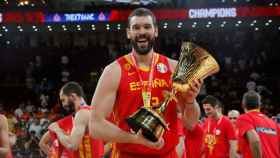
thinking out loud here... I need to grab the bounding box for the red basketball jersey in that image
[49,106,104,158]
[111,53,179,157]
[76,106,104,158]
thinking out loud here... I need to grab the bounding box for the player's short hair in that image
[242,91,261,110]
[61,81,85,98]
[128,8,157,28]
[202,95,223,109]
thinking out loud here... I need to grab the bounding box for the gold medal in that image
[142,91,151,108]
[130,52,157,109]
[204,134,217,155]
[205,116,223,155]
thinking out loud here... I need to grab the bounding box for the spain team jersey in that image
[49,106,104,158]
[203,116,236,158]
[236,111,280,158]
[111,53,180,158]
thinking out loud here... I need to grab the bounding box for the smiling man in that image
[202,95,238,158]
[90,8,202,158]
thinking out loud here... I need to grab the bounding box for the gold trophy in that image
[126,42,220,142]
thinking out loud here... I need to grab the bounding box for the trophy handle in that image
[156,90,177,114]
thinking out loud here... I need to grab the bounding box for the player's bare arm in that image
[229,139,238,158]
[90,62,163,149]
[246,129,262,158]
[0,115,10,157]
[49,109,89,150]
[39,131,51,156]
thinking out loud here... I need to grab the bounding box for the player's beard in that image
[131,34,155,55]
[62,101,76,116]
[205,110,214,117]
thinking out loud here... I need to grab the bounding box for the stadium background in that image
[0,0,280,157]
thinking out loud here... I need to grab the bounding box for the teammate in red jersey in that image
[236,91,280,158]
[228,110,241,157]
[183,122,204,158]
[40,115,73,158]
[0,114,13,158]
[202,95,238,158]
[48,81,104,158]
[90,7,202,158]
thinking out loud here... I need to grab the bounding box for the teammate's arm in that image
[49,110,89,150]
[246,129,262,158]
[175,136,185,158]
[39,131,51,156]
[90,62,163,149]
[180,100,201,130]
[0,115,10,157]
[229,140,238,158]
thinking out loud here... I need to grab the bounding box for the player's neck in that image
[213,112,222,120]
[74,99,82,112]
[133,49,154,67]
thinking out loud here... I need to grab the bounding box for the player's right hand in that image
[132,129,165,150]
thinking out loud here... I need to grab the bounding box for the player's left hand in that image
[176,79,203,110]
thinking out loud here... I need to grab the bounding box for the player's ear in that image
[127,27,131,39]
[154,26,158,38]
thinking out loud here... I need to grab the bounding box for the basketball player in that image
[90,8,202,158]
[48,82,104,158]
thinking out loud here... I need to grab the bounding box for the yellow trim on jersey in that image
[124,53,159,72]
[248,109,260,112]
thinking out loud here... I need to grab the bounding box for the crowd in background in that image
[0,28,279,157]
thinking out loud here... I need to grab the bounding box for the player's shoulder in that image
[75,109,91,122]
[0,114,8,128]
[76,108,90,116]
[103,59,122,75]
[158,54,177,72]
[0,114,7,121]
[237,113,252,123]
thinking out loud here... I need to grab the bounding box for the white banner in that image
[189,8,237,19]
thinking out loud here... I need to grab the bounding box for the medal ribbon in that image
[207,116,223,134]
[206,116,223,154]
[130,52,158,108]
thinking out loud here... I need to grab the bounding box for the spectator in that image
[28,117,43,138]
[14,103,24,118]
[7,113,18,133]
[25,100,35,113]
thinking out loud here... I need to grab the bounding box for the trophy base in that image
[126,107,168,142]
